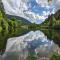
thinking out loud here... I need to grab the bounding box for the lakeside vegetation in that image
[40,10,60,29]
[49,52,60,60]
[0,6,60,32]
[25,9,60,60]
[26,10,60,30]
[0,10,29,32]
[26,55,37,60]
[0,4,30,54]
[26,52,60,60]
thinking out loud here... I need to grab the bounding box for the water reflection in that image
[1,30,60,60]
[41,29,60,47]
[0,29,29,55]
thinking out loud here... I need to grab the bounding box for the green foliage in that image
[41,29,60,46]
[11,17,16,21]
[28,23,36,30]
[26,56,37,60]
[31,12,59,29]
[40,10,60,29]
[0,28,29,54]
[0,7,30,54]
[0,11,3,19]
[49,53,60,60]
[8,55,18,60]
[0,8,29,32]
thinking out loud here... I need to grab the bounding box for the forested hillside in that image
[40,10,60,29]
[0,0,30,54]
[0,0,31,32]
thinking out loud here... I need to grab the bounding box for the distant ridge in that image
[6,14,31,24]
[40,10,60,29]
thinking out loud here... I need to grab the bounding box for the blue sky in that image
[2,0,60,24]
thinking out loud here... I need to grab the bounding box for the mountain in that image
[0,0,31,25]
[40,10,60,29]
[0,0,31,33]
[54,10,60,20]
[0,0,31,54]
[6,14,31,24]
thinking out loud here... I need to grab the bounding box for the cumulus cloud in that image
[36,0,60,11]
[2,0,29,18]
[2,0,60,24]
[36,0,48,7]
[53,0,60,11]
[43,11,50,16]
[24,11,45,23]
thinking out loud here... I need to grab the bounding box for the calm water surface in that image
[0,30,60,60]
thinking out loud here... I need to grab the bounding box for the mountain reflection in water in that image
[1,30,60,60]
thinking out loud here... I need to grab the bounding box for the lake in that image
[0,29,60,60]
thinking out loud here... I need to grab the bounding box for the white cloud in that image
[2,0,29,18]
[36,0,60,11]
[46,5,50,9]
[36,0,60,18]
[53,0,60,11]
[36,0,48,7]
[24,11,46,23]
[2,0,60,24]
[43,11,50,16]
